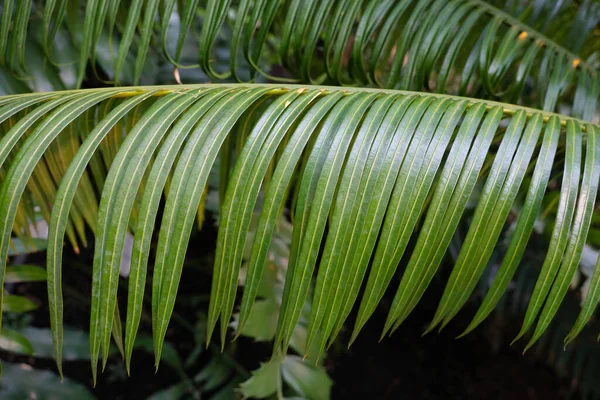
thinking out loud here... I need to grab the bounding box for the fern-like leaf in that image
[0,84,597,380]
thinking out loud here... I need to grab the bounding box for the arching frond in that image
[0,84,598,381]
[1,0,599,117]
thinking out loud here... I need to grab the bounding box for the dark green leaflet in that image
[2,0,597,119]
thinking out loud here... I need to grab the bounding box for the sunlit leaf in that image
[0,328,33,355]
[239,358,282,399]
[3,295,37,313]
[4,265,45,283]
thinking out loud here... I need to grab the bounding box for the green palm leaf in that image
[0,84,598,381]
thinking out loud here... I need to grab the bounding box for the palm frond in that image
[2,0,599,117]
[0,84,598,380]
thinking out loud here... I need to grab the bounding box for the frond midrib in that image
[4,83,594,131]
